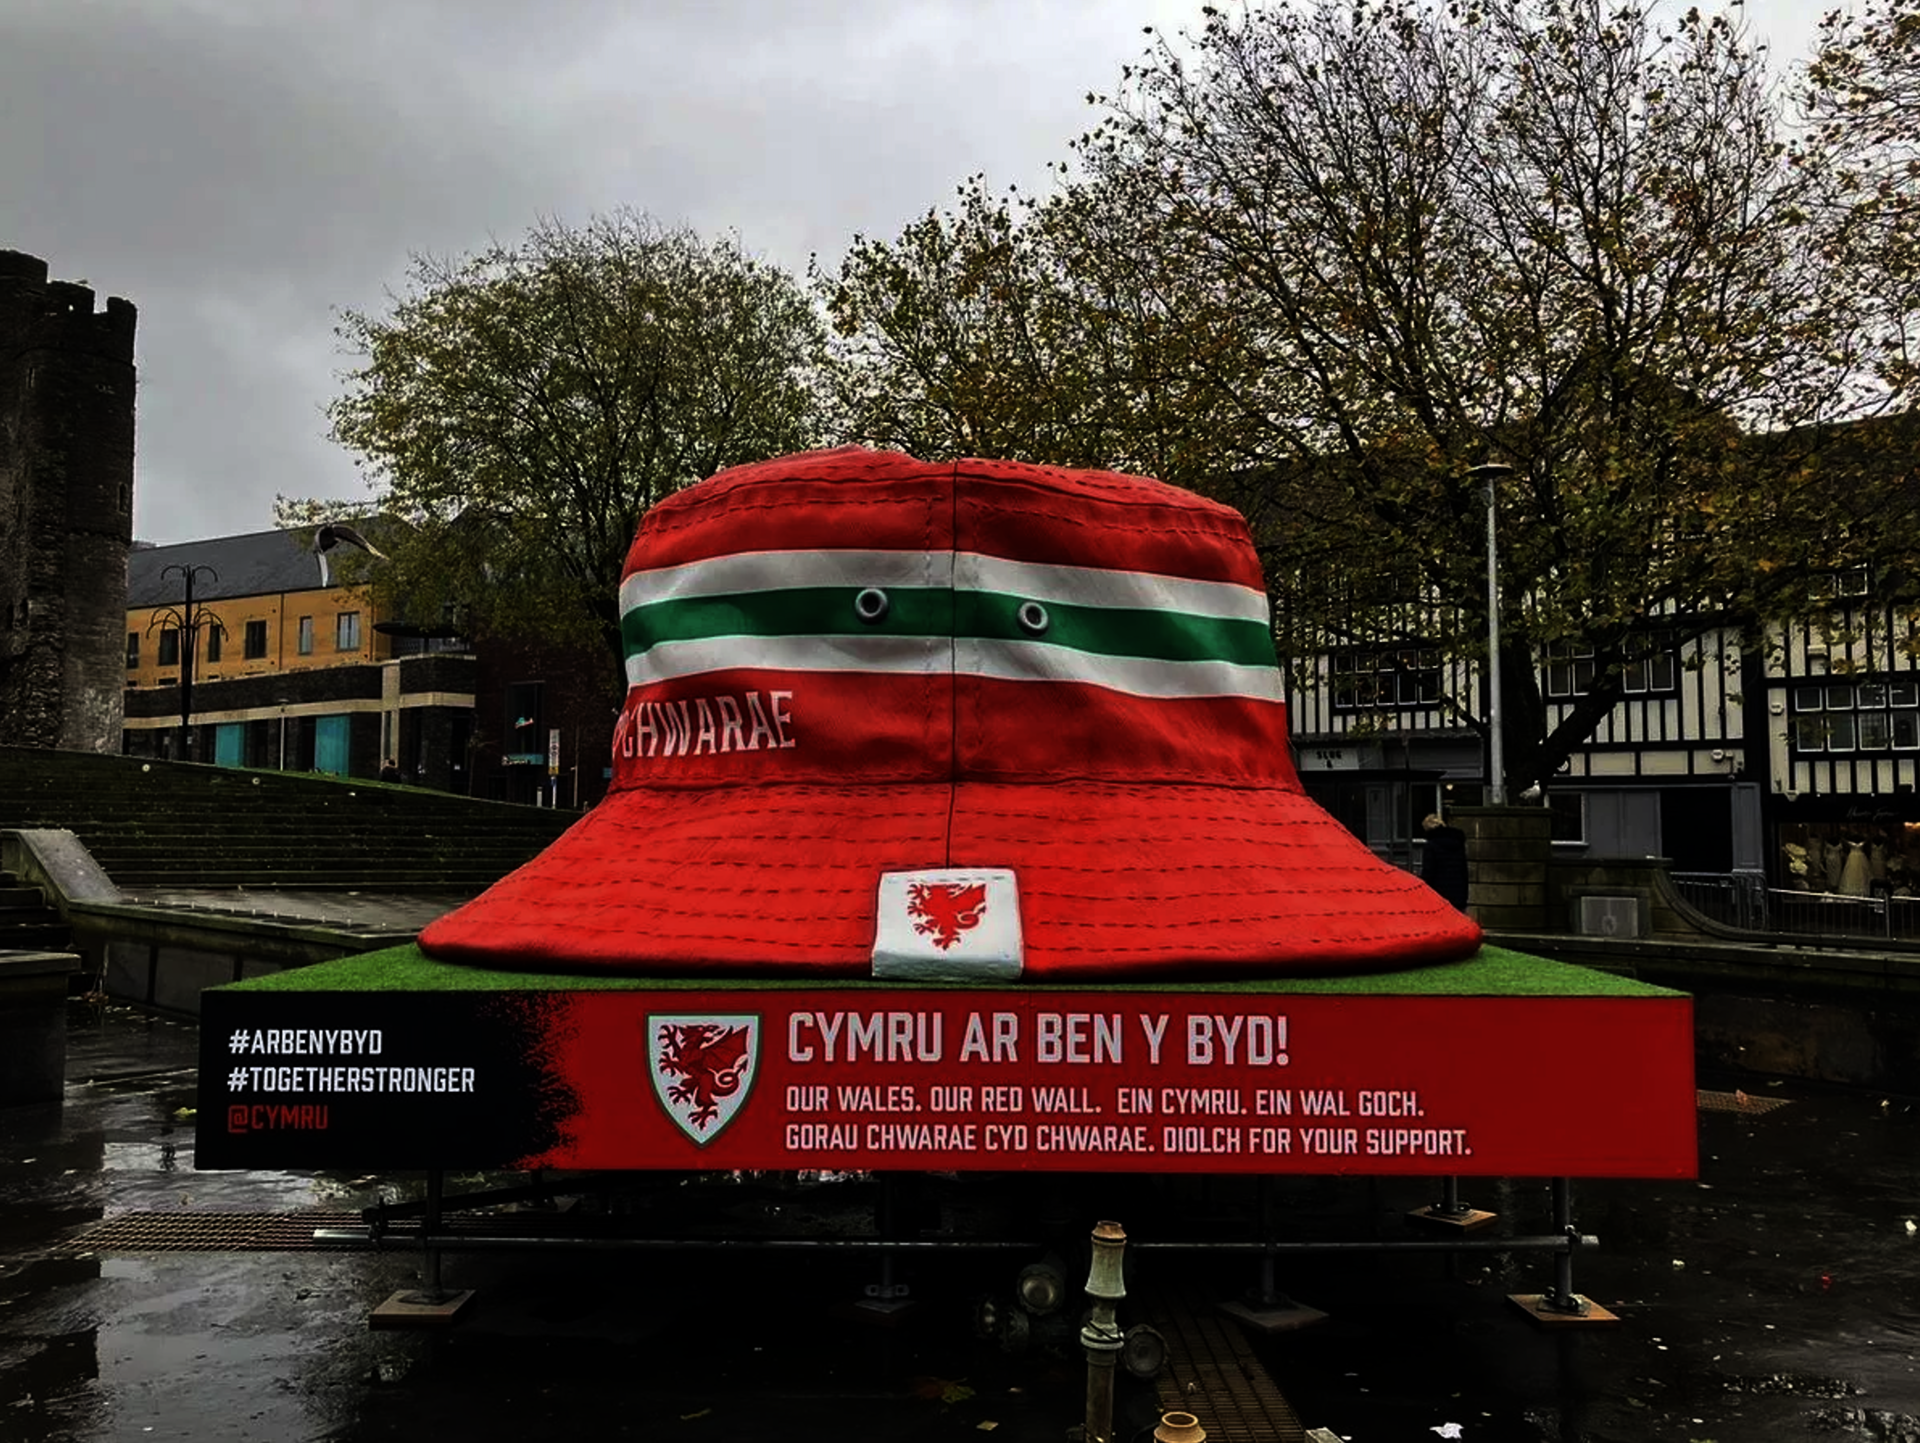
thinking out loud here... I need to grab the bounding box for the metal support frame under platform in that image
[1407,1174,1498,1233]
[370,1169,473,1328]
[1507,1178,1617,1328]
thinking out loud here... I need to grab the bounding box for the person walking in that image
[1420,812,1470,912]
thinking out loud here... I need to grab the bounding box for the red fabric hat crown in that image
[418,447,1482,978]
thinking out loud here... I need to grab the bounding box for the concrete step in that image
[18,810,566,826]
[0,923,70,949]
[109,870,505,888]
[84,854,540,868]
[1,749,573,899]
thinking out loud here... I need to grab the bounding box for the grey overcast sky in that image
[2,0,1827,546]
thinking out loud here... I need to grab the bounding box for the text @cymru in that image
[785,1010,1289,1067]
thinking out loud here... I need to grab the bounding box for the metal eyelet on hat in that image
[1016,600,1050,635]
[854,587,890,624]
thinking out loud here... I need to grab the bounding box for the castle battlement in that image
[0,249,137,753]
[0,255,138,363]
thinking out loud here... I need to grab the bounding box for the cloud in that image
[0,0,1823,543]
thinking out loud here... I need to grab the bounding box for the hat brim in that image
[418,780,1482,978]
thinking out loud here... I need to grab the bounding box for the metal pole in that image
[1471,464,1514,805]
[159,564,217,763]
[423,1167,445,1301]
[1082,1220,1127,1443]
[316,1229,1597,1254]
[1550,1176,1578,1311]
[179,566,194,759]
[876,1171,898,1302]
[1257,1174,1277,1305]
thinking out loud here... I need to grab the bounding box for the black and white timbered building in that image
[1283,583,1920,916]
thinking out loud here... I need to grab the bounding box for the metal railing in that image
[1766,889,1920,942]
[1673,872,1920,942]
[1670,872,1769,932]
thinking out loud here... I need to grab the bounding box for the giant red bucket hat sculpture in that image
[418,447,1483,980]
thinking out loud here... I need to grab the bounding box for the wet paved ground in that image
[4,1002,1920,1442]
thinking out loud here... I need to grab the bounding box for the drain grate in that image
[1697,1089,1792,1115]
[60,1210,364,1253]
[1144,1287,1307,1443]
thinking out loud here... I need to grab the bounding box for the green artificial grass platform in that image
[226,943,1682,998]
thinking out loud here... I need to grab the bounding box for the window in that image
[125,632,139,669]
[505,681,544,759]
[244,620,268,659]
[157,627,180,667]
[205,624,222,663]
[1792,676,1920,753]
[1544,641,1595,699]
[1548,792,1586,845]
[1812,567,1870,600]
[297,616,313,655]
[1623,632,1676,693]
[1330,648,1441,710]
[336,611,361,651]
[1545,630,1675,699]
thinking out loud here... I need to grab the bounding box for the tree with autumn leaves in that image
[306,212,824,676]
[1807,0,1920,400]
[313,2,1920,799]
[821,0,1920,795]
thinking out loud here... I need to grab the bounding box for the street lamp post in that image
[1469,464,1515,806]
[149,564,220,762]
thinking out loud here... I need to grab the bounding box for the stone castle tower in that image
[0,250,137,752]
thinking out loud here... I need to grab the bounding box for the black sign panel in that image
[196,990,572,1169]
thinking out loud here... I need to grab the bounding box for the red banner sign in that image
[198,988,1696,1177]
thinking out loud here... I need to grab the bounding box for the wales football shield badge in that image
[648,1015,759,1145]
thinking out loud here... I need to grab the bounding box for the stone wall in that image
[1452,804,1553,931]
[1547,855,1704,938]
[0,250,136,753]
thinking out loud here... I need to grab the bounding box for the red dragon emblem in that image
[653,1020,753,1134]
[907,881,989,951]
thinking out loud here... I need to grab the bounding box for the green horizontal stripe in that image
[959,592,1274,666]
[622,587,1275,669]
[623,587,953,656]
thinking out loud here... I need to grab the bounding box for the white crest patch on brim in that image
[872,869,1023,981]
[647,1014,759,1144]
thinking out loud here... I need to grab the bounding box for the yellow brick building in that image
[124,528,475,782]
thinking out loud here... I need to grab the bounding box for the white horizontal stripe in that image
[956,639,1284,702]
[625,633,1282,702]
[956,554,1269,623]
[626,633,947,688]
[620,549,1269,623]
[622,551,949,613]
